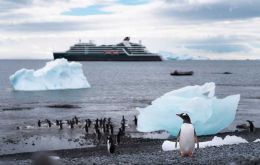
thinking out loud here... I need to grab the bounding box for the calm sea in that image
[0,60,259,140]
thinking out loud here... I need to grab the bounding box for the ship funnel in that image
[123,37,130,41]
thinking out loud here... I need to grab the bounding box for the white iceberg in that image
[162,135,248,151]
[137,82,240,136]
[158,51,209,61]
[9,58,90,91]
[253,139,260,143]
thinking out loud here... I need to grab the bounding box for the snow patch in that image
[137,82,240,136]
[162,135,248,151]
[9,59,90,91]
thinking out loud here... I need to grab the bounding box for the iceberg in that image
[162,135,248,151]
[9,58,90,91]
[158,51,209,61]
[137,82,240,136]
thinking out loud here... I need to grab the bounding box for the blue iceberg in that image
[137,83,240,136]
[9,59,90,91]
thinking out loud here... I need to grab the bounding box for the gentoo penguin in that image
[84,123,88,134]
[46,119,52,128]
[59,120,63,130]
[121,116,126,125]
[133,116,137,126]
[70,120,74,129]
[110,124,114,135]
[176,113,199,157]
[121,123,125,135]
[74,116,79,125]
[38,120,41,127]
[56,120,60,126]
[236,120,255,133]
[107,136,115,154]
[247,120,255,132]
[116,128,122,145]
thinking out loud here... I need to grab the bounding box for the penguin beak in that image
[176,114,181,117]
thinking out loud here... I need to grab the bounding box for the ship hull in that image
[53,53,162,61]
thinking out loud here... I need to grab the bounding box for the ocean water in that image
[0,60,259,153]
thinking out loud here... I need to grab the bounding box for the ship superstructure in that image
[53,37,162,61]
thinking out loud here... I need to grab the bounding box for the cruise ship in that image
[53,37,162,61]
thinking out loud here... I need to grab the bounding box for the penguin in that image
[110,124,114,135]
[95,118,99,127]
[59,120,63,130]
[246,120,255,132]
[108,118,111,123]
[121,116,126,125]
[38,120,41,127]
[116,128,122,145]
[84,123,88,134]
[121,123,125,135]
[107,135,115,154]
[176,113,199,157]
[133,116,137,126]
[106,124,109,134]
[74,116,79,125]
[99,118,103,127]
[102,123,106,133]
[46,119,52,128]
[236,120,255,132]
[70,120,74,129]
[88,119,92,127]
[95,128,101,143]
[56,120,60,126]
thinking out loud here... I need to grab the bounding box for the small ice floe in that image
[158,51,209,61]
[25,125,35,129]
[137,82,240,136]
[9,58,90,91]
[253,139,260,142]
[162,135,248,151]
[130,131,170,139]
[49,156,60,160]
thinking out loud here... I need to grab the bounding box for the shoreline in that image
[0,129,259,164]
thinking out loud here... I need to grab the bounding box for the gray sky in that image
[0,0,260,59]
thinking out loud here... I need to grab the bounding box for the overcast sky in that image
[0,0,260,59]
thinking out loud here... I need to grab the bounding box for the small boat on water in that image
[170,70,194,76]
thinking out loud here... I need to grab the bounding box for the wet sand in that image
[0,129,259,165]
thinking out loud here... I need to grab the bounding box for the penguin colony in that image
[34,115,138,154]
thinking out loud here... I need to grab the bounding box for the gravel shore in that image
[0,129,259,165]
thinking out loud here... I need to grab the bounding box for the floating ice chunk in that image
[162,135,248,151]
[158,51,209,61]
[254,139,260,143]
[137,83,240,136]
[9,59,90,91]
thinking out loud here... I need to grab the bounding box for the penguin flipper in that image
[194,130,199,149]
[175,130,180,148]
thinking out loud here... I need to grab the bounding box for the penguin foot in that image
[180,152,193,157]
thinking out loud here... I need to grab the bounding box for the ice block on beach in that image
[137,82,240,136]
[9,58,90,91]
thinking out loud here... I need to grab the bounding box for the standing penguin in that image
[176,113,199,157]
[133,116,137,126]
[37,120,41,127]
[246,120,255,132]
[107,136,115,154]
